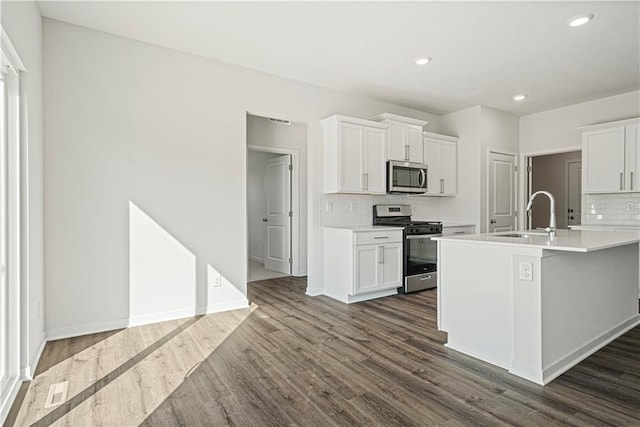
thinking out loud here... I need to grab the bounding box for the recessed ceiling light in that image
[513,94,527,101]
[415,56,432,65]
[568,13,594,27]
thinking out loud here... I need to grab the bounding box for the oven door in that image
[404,234,440,292]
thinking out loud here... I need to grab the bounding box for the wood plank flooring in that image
[6,277,640,426]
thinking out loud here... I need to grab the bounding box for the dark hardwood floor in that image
[7,276,640,426]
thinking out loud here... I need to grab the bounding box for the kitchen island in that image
[434,229,640,385]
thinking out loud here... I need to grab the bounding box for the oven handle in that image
[406,233,442,240]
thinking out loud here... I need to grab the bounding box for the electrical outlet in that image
[213,273,222,287]
[626,201,635,211]
[519,262,533,281]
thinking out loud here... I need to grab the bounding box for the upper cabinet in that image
[322,115,387,194]
[581,118,640,193]
[371,113,428,163]
[423,131,458,196]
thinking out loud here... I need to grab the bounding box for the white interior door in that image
[488,152,516,232]
[567,161,582,226]
[264,154,291,274]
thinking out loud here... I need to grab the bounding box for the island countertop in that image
[433,229,640,253]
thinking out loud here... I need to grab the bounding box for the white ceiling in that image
[37,1,640,116]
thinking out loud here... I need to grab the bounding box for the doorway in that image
[525,150,582,229]
[247,149,293,282]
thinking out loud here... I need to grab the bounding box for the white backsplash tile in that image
[582,193,640,226]
[321,193,441,227]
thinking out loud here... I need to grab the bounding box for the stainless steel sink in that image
[496,232,548,238]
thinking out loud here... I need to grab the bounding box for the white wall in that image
[1,1,45,375]
[247,150,278,262]
[246,115,307,273]
[44,19,439,333]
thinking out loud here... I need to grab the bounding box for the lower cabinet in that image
[324,228,403,303]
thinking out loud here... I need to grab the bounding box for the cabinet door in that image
[386,122,406,161]
[379,243,403,290]
[354,245,380,295]
[338,122,365,193]
[625,123,640,192]
[423,137,441,195]
[440,141,457,195]
[364,126,387,194]
[583,126,626,193]
[406,126,424,163]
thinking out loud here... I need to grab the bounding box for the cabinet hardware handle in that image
[379,246,384,264]
[262,218,268,222]
[407,145,410,161]
[453,231,466,234]
[374,236,389,239]
[440,178,444,193]
[631,172,634,190]
[362,173,365,191]
[419,275,432,281]
[365,173,369,191]
[620,172,624,190]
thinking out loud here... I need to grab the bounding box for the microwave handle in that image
[419,169,426,189]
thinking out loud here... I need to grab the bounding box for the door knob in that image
[262,218,268,222]
[570,216,575,220]
[490,219,497,224]
[569,209,574,213]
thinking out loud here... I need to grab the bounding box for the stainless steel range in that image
[373,205,442,294]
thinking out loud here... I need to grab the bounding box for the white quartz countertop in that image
[322,225,402,232]
[433,229,640,252]
[569,224,640,231]
[441,222,476,228]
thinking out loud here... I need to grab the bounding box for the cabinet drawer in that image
[354,230,402,245]
[442,226,475,236]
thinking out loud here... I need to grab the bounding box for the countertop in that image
[322,225,402,232]
[569,224,640,231]
[441,222,476,228]
[433,229,640,253]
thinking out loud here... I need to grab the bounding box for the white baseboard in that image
[541,314,640,384]
[47,318,129,342]
[305,287,324,296]
[248,255,264,263]
[0,377,21,426]
[20,334,47,380]
[200,298,250,314]
[128,307,200,328]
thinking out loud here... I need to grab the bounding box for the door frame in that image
[247,144,301,277]
[519,146,582,230]
[486,148,519,233]
[565,160,582,227]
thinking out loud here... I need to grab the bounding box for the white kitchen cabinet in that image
[423,131,458,196]
[442,224,476,236]
[322,115,387,194]
[581,118,640,193]
[371,113,427,163]
[323,227,403,303]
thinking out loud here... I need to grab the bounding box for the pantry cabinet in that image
[423,131,458,196]
[323,228,403,304]
[581,118,640,193]
[371,113,427,163]
[322,115,387,194]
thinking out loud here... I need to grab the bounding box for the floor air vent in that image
[45,381,69,408]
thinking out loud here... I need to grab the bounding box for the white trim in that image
[128,307,201,328]
[422,130,458,142]
[0,377,20,425]
[486,149,518,233]
[201,298,249,314]
[519,146,582,229]
[248,254,264,263]
[46,319,129,342]
[305,287,324,296]
[577,117,640,131]
[20,334,45,380]
[247,144,302,277]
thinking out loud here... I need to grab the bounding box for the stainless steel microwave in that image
[387,161,428,194]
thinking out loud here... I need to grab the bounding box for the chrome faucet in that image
[526,191,557,238]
